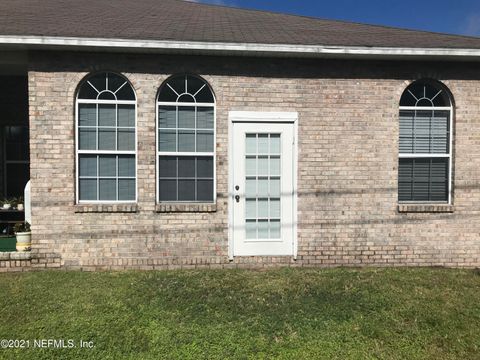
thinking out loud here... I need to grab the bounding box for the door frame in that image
[228,111,298,259]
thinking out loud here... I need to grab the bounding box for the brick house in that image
[1,0,480,270]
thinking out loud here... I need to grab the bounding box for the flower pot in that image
[15,232,31,251]
[17,204,24,211]
[3,203,11,210]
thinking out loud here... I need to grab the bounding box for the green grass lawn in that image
[0,268,479,360]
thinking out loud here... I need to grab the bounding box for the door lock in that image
[235,195,240,203]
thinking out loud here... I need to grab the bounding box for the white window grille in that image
[76,72,137,203]
[398,80,453,203]
[156,74,216,203]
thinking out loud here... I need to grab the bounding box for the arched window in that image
[76,72,136,202]
[157,74,215,202]
[398,80,453,203]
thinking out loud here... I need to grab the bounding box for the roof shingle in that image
[1,0,480,49]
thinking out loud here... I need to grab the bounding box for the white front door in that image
[231,119,296,256]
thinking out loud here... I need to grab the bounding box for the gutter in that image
[1,35,480,60]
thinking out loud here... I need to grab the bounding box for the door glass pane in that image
[245,179,256,197]
[258,134,269,154]
[244,133,281,240]
[258,156,269,176]
[270,134,280,154]
[245,157,256,176]
[258,178,269,197]
[246,220,257,239]
[246,134,256,154]
[270,199,280,218]
[270,178,280,197]
[270,220,281,239]
[258,220,269,239]
[246,199,256,219]
[258,199,269,218]
[270,156,280,176]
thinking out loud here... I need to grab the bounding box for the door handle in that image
[235,195,240,203]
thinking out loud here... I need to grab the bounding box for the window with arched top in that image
[398,79,453,203]
[157,74,215,202]
[76,72,136,203]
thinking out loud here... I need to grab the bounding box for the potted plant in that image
[15,196,24,211]
[2,198,12,210]
[14,222,31,251]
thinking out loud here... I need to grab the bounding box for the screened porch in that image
[0,54,29,250]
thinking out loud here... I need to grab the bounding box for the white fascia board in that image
[2,35,480,59]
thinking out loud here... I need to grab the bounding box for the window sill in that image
[74,204,138,213]
[156,203,217,213]
[397,204,454,213]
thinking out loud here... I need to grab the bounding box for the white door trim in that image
[228,111,298,259]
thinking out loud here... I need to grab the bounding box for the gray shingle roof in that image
[1,0,480,49]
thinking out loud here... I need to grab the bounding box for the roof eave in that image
[2,35,480,61]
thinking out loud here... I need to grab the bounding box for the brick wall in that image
[26,51,480,270]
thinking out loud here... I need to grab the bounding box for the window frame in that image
[398,82,453,205]
[75,73,137,204]
[156,74,216,204]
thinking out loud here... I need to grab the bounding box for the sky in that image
[190,0,480,37]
